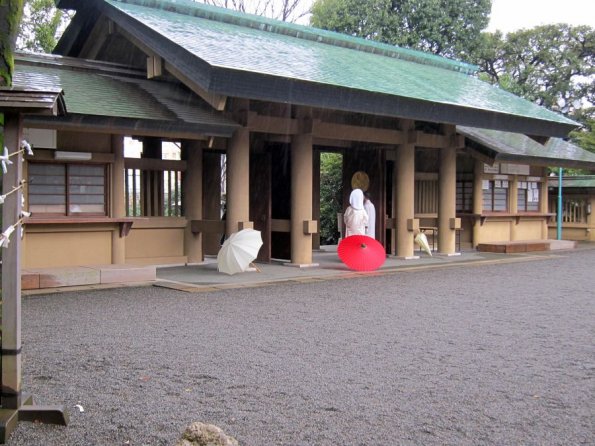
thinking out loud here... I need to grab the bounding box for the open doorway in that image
[318,150,343,247]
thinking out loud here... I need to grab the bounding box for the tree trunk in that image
[0,0,24,87]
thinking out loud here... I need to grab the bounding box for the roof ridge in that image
[105,0,478,75]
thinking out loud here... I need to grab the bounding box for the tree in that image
[1,0,24,86]
[1,0,25,159]
[17,0,71,53]
[201,0,311,22]
[310,0,492,60]
[319,152,342,244]
[473,24,595,121]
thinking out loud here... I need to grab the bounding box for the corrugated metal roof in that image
[13,53,238,137]
[458,126,595,169]
[98,0,576,133]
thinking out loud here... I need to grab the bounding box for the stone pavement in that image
[153,244,570,293]
[21,241,590,295]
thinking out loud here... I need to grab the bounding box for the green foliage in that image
[17,0,71,53]
[310,0,492,59]
[471,24,595,158]
[319,152,342,245]
[472,24,594,119]
[570,117,595,155]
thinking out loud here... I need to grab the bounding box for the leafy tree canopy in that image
[310,0,492,59]
[17,0,72,53]
[473,24,594,121]
[201,0,311,22]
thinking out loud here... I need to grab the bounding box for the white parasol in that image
[414,231,432,256]
[217,228,263,275]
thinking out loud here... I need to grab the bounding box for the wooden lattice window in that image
[456,180,473,212]
[28,163,107,216]
[125,168,182,217]
[482,179,508,212]
[550,196,588,224]
[517,181,540,212]
[415,179,438,214]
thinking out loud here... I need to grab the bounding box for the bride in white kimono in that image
[343,188,369,237]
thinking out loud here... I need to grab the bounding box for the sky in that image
[487,0,595,33]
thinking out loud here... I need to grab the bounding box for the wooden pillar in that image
[0,113,67,442]
[203,151,223,255]
[472,160,484,248]
[290,110,315,265]
[1,114,23,409]
[141,137,162,216]
[312,150,321,250]
[588,196,595,242]
[510,177,519,241]
[226,128,251,235]
[540,178,549,239]
[438,126,457,254]
[395,120,417,258]
[182,140,203,264]
[111,135,126,264]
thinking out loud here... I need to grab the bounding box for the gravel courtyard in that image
[8,249,594,445]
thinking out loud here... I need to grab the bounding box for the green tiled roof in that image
[15,62,173,120]
[458,126,595,169]
[548,176,595,188]
[13,53,238,136]
[102,0,576,129]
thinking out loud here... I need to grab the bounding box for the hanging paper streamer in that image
[1,146,14,174]
[1,219,24,249]
[1,140,33,172]
[0,181,25,204]
[21,140,33,156]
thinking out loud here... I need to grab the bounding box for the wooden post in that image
[395,120,417,258]
[182,140,204,264]
[226,128,251,235]
[472,160,484,247]
[438,125,457,255]
[510,177,519,241]
[289,109,315,265]
[0,113,68,443]
[111,135,126,264]
[1,114,23,411]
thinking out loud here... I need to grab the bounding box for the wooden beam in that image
[247,112,299,134]
[124,158,187,172]
[164,61,227,111]
[78,16,110,59]
[312,121,406,145]
[113,24,227,111]
[416,132,449,148]
[147,55,163,79]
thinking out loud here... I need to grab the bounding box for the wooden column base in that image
[0,394,69,444]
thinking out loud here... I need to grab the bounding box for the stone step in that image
[477,239,576,254]
[22,265,156,290]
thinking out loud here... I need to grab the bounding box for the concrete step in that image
[547,240,577,250]
[22,264,156,290]
[477,239,577,254]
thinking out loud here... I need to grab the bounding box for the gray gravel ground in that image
[8,249,595,445]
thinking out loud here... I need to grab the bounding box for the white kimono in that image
[344,189,368,237]
[364,199,376,239]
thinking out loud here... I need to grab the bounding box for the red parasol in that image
[337,235,386,271]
